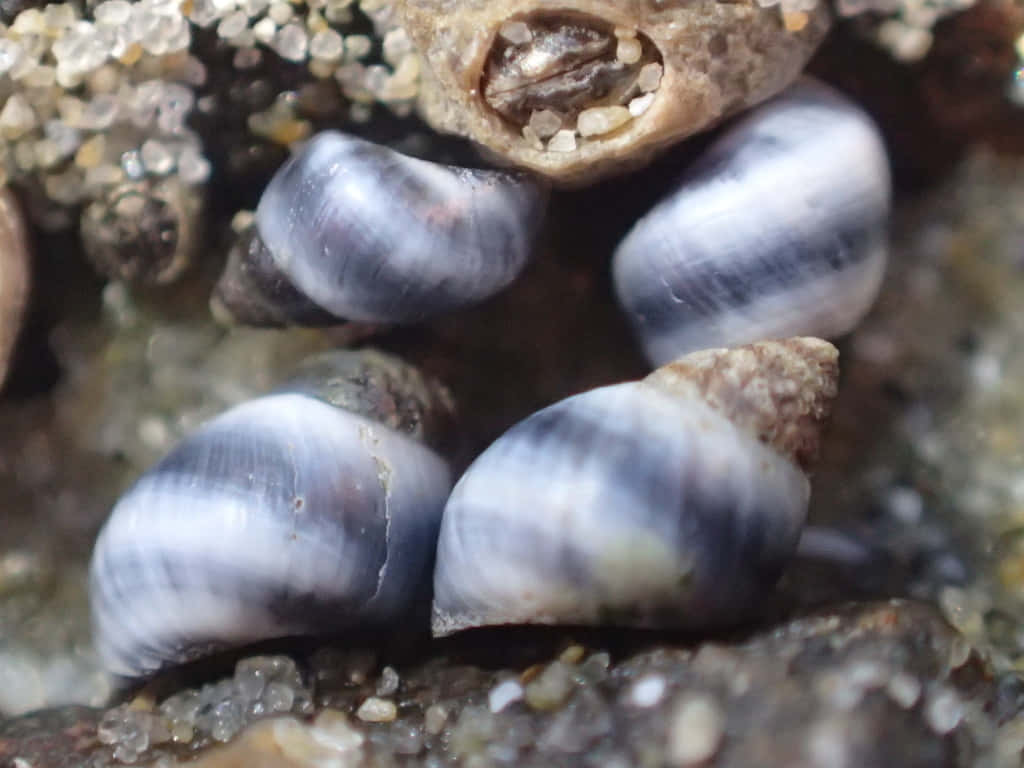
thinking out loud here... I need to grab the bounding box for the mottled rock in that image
[0,706,103,767]
[24,600,1014,767]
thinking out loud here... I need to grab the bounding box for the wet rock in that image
[0,706,103,767]
[3,600,1007,767]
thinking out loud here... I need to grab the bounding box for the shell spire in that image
[642,337,839,472]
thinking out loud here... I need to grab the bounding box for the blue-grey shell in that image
[431,381,808,636]
[613,79,891,365]
[252,131,548,324]
[89,393,451,677]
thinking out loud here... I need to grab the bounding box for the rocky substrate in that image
[4,601,1023,768]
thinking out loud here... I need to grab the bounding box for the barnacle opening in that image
[481,11,664,152]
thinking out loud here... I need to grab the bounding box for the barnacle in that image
[398,0,831,183]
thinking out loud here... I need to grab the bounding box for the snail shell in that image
[89,350,455,677]
[613,79,891,366]
[0,187,30,388]
[80,177,200,285]
[397,0,830,184]
[212,130,548,327]
[431,338,838,636]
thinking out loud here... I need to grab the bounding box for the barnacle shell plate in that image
[431,382,808,636]
[90,393,452,677]
[398,0,831,183]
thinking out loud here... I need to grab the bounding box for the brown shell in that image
[0,188,30,388]
[397,0,831,184]
[643,337,840,472]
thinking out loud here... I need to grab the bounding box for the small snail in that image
[212,130,548,327]
[89,350,456,677]
[397,0,830,183]
[80,177,201,285]
[432,338,838,636]
[0,187,30,388]
[613,80,891,366]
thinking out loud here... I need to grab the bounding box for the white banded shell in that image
[432,338,838,636]
[213,130,548,327]
[89,352,454,677]
[398,0,830,183]
[613,79,891,366]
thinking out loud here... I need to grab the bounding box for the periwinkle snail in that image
[89,350,456,677]
[211,131,548,327]
[432,338,838,636]
[613,80,892,365]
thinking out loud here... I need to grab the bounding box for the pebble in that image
[356,696,397,723]
[547,129,577,153]
[376,666,400,697]
[488,679,525,713]
[666,694,725,767]
[627,674,667,708]
[307,709,364,753]
[886,673,922,709]
[559,645,586,665]
[577,106,632,137]
[637,62,663,92]
[925,687,965,734]
[616,37,642,64]
[528,109,562,139]
[423,704,448,736]
[523,662,574,711]
[629,93,656,116]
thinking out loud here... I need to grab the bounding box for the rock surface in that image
[4,601,1021,767]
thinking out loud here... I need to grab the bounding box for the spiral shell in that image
[212,131,548,327]
[89,350,455,677]
[397,0,831,183]
[0,187,30,388]
[80,177,200,285]
[431,338,838,636]
[613,80,891,366]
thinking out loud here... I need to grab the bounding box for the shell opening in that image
[481,11,663,153]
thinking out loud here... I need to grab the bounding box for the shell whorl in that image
[89,350,455,678]
[643,337,839,472]
[0,188,30,388]
[613,79,891,365]
[431,338,839,637]
[212,131,548,327]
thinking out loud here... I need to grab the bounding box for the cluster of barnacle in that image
[1,1,893,679]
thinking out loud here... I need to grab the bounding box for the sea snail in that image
[613,79,892,366]
[432,338,838,636]
[89,350,456,677]
[397,0,831,183]
[211,130,548,328]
